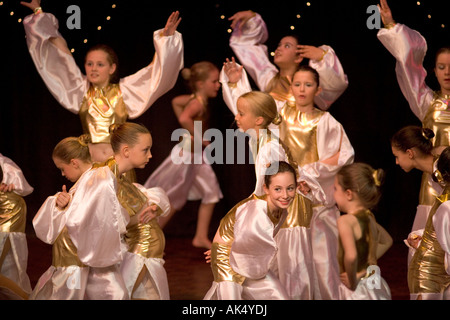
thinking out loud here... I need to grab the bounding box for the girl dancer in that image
[0,154,34,298]
[21,0,184,163]
[144,62,223,249]
[407,146,450,300]
[204,161,296,300]
[334,163,392,300]
[377,0,450,232]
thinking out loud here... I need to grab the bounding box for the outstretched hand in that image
[20,0,41,12]
[223,57,243,83]
[377,0,395,25]
[163,11,182,36]
[228,10,255,30]
[297,45,325,62]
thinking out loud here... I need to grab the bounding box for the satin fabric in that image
[23,12,184,121]
[408,194,450,300]
[338,275,391,300]
[144,138,223,211]
[120,185,171,300]
[32,166,130,299]
[0,154,33,297]
[204,195,289,300]
[377,23,450,235]
[222,12,348,119]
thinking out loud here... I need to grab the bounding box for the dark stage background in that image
[1,0,450,242]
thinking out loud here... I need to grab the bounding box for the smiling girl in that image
[21,0,183,163]
[204,161,296,300]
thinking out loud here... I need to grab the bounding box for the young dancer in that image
[0,154,34,298]
[144,62,223,249]
[204,161,296,300]
[221,9,348,121]
[407,146,450,300]
[377,0,450,231]
[334,163,392,299]
[231,89,325,299]
[32,123,164,299]
[21,0,183,162]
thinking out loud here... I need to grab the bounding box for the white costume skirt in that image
[144,144,223,210]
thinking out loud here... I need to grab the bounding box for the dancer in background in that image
[334,163,392,300]
[0,154,34,298]
[204,161,295,300]
[221,9,348,123]
[21,0,184,163]
[407,146,450,300]
[144,62,223,250]
[377,0,450,233]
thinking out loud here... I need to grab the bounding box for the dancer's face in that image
[53,157,84,183]
[128,133,153,169]
[391,146,415,172]
[291,71,321,107]
[274,36,301,67]
[435,52,450,95]
[264,171,296,211]
[235,98,261,132]
[85,50,117,88]
[333,176,350,213]
[198,69,221,99]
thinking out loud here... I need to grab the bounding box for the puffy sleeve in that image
[310,45,349,111]
[377,23,433,121]
[0,153,33,197]
[23,12,88,114]
[229,200,277,279]
[229,13,279,93]
[302,112,355,205]
[121,29,184,119]
[65,167,129,268]
[433,201,450,275]
[219,64,252,116]
[32,194,67,244]
[133,184,171,218]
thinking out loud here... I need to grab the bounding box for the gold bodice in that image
[338,210,375,274]
[52,226,86,267]
[0,192,26,233]
[408,188,450,294]
[79,84,128,144]
[279,105,322,167]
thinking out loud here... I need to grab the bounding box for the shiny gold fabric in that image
[279,105,322,167]
[95,158,148,217]
[281,193,313,228]
[0,192,27,233]
[52,226,86,268]
[419,93,450,205]
[79,84,128,144]
[210,242,245,284]
[125,216,165,259]
[337,210,374,274]
[408,187,450,294]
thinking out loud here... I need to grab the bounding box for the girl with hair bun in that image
[334,163,392,300]
[144,61,223,250]
[229,89,325,299]
[391,125,446,264]
[32,123,169,300]
[407,146,450,300]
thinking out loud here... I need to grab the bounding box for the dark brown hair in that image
[391,125,434,156]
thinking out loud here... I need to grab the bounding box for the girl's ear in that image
[70,158,79,169]
[345,189,354,201]
[255,116,264,127]
[121,144,130,158]
[109,63,117,75]
[406,148,414,159]
[315,86,323,96]
[263,183,269,195]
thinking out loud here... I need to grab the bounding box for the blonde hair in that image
[336,163,385,209]
[181,61,218,92]
[238,91,282,127]
[52,134,92,164]
[109,122,150,153]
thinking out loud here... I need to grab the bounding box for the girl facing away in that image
[203,161,297,300]
[407,146,450,300]
[334,163,392,300]
[144,61,223,250]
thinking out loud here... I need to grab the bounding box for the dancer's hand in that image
[223,57,243,84]
[228,10,255,30]
[163,11,181,36]
[20,0,41,12]
[204,250,212,264]
[377,0,395,25]
[56,185,70,209]
[139,204,159,224]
